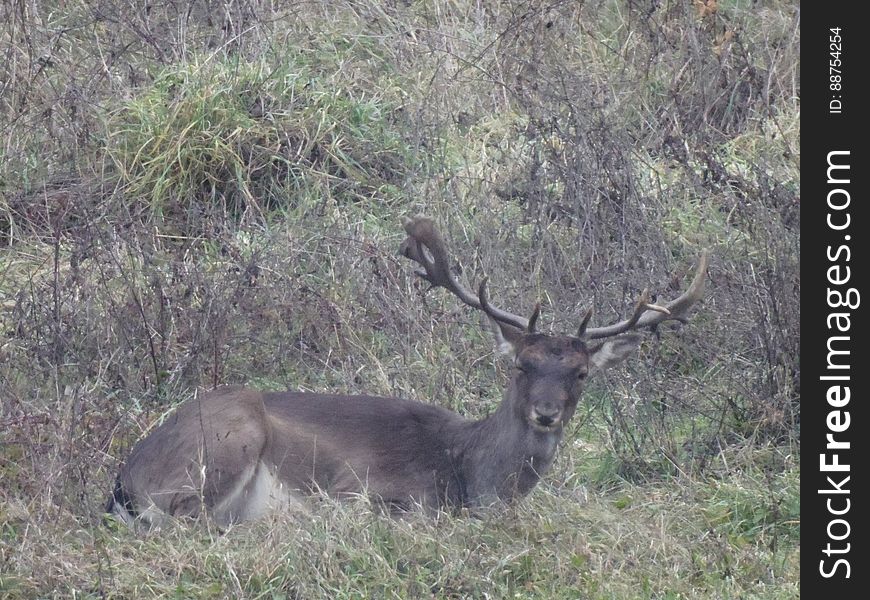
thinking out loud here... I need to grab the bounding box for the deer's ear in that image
[588,334,642,372]
[484,317,524,357]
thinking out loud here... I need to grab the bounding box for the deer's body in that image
[107,216,706,528]
[109,334,600,526]
[111,387,472,526]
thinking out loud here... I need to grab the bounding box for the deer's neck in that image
[454,392,562,506]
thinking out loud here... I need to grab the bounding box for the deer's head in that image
[492,329,641,432]
[399,215,707,434]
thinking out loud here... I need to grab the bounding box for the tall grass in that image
[102,46,412,229]
[1,0,799,597]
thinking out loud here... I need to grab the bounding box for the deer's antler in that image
[579,251,708,340]
[399,215,536,332]
[399,215,708,339]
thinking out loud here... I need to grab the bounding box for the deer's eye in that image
[577,371,588,380]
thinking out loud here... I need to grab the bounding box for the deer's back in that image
[261,391,471,508]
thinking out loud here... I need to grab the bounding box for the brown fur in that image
[107,334,641,527]
[108,217,705,527]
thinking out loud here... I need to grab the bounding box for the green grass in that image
[1,465,798,599]
[101,46,412,230]
[1,0,798,597]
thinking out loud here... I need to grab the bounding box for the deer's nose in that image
[532,406,561,427]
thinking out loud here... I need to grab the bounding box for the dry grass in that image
[4,463,798,598]
[2,0,799,597]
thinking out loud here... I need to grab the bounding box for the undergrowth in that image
[103,46,412,229]
[1,0,799,597]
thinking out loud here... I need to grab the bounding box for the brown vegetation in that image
[1,1,799,597]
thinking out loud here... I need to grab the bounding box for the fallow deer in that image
[106,215,707,527]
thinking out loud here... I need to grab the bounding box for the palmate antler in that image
[398,215,538,332]
[399,215,707,339]
[579,253,708,339]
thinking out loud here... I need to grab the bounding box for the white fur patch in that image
[589,334,642,371]
[214,462,306,526]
